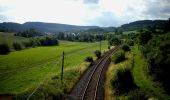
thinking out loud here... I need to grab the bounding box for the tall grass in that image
[105,49,134,100]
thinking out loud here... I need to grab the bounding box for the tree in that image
[115,28,123,35]
[138,30,152,45]
[111,68,136,94]
[57,32,65,40]
[95,50,101,59]
[141,33,170,94]
[112,50,125,64]
[122,44,130,52]
[15,28,43,37]
[13,42,23,50]
[108,36,121,46]
[40,36,59,46]
[0,43,10,54]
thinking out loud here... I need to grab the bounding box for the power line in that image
[26,56,62,100]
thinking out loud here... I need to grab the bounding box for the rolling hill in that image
[119,20,169,31]
[0,22,99,33]
[0,19,169,33]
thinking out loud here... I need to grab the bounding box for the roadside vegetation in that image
[105,19,170,99]
[105,47,135,100]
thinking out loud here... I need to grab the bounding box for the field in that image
[0,35,109,99]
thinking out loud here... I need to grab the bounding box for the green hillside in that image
[0,40,109,99]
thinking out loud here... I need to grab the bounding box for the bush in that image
[141,33,170,94]
[122,44,130,52]
[85,56,93,63]
[108,46,110,49]
[0,43,10,54]
[125,89,148,100]
[30,38,41,47]
[94,50,101,59]
[127,40,134,46]
[112,50,125,63]
[111,68,136,95]
[108,36,121,46]
[40,37,59,46]
[13,42,23,51]
[22,41,33,48]
[138,30,152,45]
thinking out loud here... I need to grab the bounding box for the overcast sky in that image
[0,0,170,26]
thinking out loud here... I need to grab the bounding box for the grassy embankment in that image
[105,45,170,100]
[0,32,109,99]
[105,48,133,100]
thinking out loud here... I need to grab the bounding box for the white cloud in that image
[0,0,169,26]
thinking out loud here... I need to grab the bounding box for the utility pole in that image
[100,39,101,53]
[61,51,64,83]
[99,34,102,53]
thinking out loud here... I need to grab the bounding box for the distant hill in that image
[0,22,99,33]
[119,20,168,31]
[0,19,169,33]
[84,27,116,33]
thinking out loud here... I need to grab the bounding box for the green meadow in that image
[0,32,28,48]
[0,35,109,99]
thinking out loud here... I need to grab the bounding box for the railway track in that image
[67,46,119,100]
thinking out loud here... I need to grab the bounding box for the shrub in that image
[94,50,101,59]
[127,40,134,46]
[122,44,130,52]
[108,36,121,46]
[40,37,59,46]
[112,50,125,63]
[13,42,23,51]
[141,33,170,94]
[22,41,33,48]
[108,46,110,49]
[85,56,93,63]
[125,89,148,100]
[30,38,41,47]
[111,68,136,95]
[138,30,152,45]
[0,43,10,54]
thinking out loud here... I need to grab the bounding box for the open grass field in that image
[0,39,109,99]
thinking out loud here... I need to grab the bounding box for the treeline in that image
[118,18,170,32]
[0,36,59,54]
[139,32,170,94]
[107,34,122,46]
[14,28,109,42]
[127,18,169,94]
[121,19,170,94]
[15,28,44,37]
[54,32,107,42]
